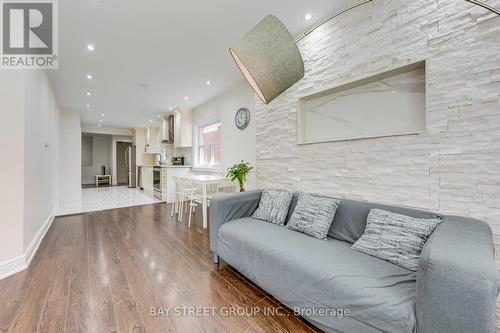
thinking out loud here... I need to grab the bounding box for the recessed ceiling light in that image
[157,115,161,118]
[101,113,105,117]
[87,44,95,51]
[86,92,91,96]
[86,74,93,79]
[169,106,173,111]
[149,119,153,123]
[304,13,313,20]
[99,119,102,122]
[98,123,102,127]
[184,96,189,100]
[206,80,211,85]
[85,104,91,108]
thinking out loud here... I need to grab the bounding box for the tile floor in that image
[57,186,161,216]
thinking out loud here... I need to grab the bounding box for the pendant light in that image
[230,0,499,105]
[229,15,304,104]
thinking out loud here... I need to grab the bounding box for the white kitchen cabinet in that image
[161,167,192,202]
[145,126,160,153]
[141,166,154,194]
[173,108,192,148]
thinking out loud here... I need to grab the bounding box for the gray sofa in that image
[209,190,500,333]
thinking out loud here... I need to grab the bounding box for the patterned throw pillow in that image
[252,189,293,225]
[287,193,340,239]
[352,209,442,271]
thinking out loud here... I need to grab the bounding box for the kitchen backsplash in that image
[161,145,192,165]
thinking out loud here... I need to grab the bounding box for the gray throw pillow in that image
[352,208,442,271]
[252,189,293,225]
[287,193,340,239]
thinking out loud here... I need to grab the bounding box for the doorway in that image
[116,142,132,186]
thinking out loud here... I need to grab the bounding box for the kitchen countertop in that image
[139,165,192,168]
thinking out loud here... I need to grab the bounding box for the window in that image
[197,123,221,168]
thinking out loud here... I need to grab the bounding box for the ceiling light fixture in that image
[86,74,93,79]
[86,92,91,96]
[98,123,102,127]
[304,13,313,20]
[85,104,91,108]
[87,44,95,51]
[231,0,498,105]
[101,113,105,117]
[169,106,173,111]
[206,80,211,85]
[149,119,153,123]
[99,119,102,122]
[184,96,189,100]
[465,0,500,15]
[230,15,304,104]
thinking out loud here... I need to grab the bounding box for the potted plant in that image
[226,161,253,192]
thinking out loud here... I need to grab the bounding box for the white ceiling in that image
[48,0,353,129]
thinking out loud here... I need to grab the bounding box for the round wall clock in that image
[235,107,250,129]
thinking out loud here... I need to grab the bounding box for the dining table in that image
[181,174,227,228]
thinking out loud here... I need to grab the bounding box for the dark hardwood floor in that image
[0,203,319,333]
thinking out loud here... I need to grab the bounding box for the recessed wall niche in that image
[298,61,427,144]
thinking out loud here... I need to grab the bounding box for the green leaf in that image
[226,160,253,185]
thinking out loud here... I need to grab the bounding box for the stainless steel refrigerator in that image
[125,146,137,188]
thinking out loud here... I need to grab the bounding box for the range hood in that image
[161,114,174,144]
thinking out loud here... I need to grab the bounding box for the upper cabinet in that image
[134,108,192,158]
[173,108,192,148]
[145,126,159,153]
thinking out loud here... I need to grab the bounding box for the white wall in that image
[23,71,60,254]
[133,127,147,165]
[192,82,257,189]
[81,134,112,184]
[0,70,61,279]
[59,109,81,202]
[81,125,133,136]
[0,71,26,269]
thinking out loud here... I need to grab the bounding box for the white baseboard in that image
[0,256,26,280]
[24,210,55,268]
[0,210,55,281]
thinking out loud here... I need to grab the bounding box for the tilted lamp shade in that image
[230,15,305,104]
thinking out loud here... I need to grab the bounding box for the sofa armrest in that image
[209,190,263,254]
[416,216,500,333]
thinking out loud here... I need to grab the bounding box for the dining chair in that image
[217,178,238,194]
[171,176,201,223]
[183,179,221,228]
[170,176,182,219]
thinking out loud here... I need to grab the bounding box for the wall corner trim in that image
[0,210,55,280]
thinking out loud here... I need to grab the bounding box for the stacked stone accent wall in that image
[255,0,500,327]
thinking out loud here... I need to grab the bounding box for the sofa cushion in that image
[218,218,417,333]
[285,193,443,244]
[252,189,293,225]
[329,199,443,244]
[286,193,340,239]
[352,209,442,271]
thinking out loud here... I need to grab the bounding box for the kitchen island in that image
[139,165,192,202]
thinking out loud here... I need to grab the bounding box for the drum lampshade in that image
[229,15,305,104]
